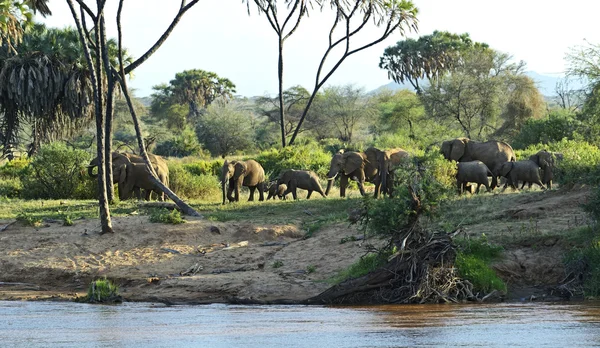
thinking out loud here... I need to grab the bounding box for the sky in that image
[39,0,600,98]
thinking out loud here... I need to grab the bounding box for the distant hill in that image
[370,71,583,97]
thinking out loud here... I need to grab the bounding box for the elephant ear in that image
[342,152,364,175]
[118,164,128,184]
[450,139,466,161]
[529,154,540,166]
[499,162,513,177]
[234,161,246,178]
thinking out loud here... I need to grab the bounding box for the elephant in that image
[456,161,493,194]
[114,163,164,201]
[325,147,409,198]
[526,150,562,189]
[499,160,546,190]
[440,138,516,190]
[265,181,287,200]
[88,152,169,200]
[221,159,266,204]
[277,169,326,200]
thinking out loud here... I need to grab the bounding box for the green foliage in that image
[149,208,185,224]
[362,152,456,237]
[62,214,74,226]
[454,234,506,293]
[455,253,506,293]
[564,241,600,298]
[512,109,579,149]
[86,278,120,303]
[256,142,331,179]
[0,177,23,198]
[332,251,392,284]
[16,212,42,227]
[181,159,224,177]
[20,143,94,199]
[272,260,283,269]
[196,103,256,158]
[168,163,221,200]
[154,127,204,158]
[306,265,316,274]
[0,158,30,177]
[584,186,600,223]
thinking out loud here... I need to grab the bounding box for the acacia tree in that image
[255,85,312,140]
[65,0,202,234]
[312,85,375,143]
[288,0,418,145]
[243,0,311,147]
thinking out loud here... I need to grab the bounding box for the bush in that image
[168,163,221,200]
[332,250,393,284]
[255,142,331,179]
[0,177,22,198]
[564,242,600,298]
[512,109,579,150]
[454,235,506,293]
[182,159,224,177]
[21,143,94,199]
[149,208,185,224]
[86,278,121,303]
[361,152,456,238]
[154,127,205,158]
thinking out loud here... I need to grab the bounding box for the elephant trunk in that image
[325,177,336,196]
[221,173,229,205]
[87,159,98,178]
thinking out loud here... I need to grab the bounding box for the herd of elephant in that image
[86,137,560,205]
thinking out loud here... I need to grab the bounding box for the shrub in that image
[16,212,42,227]
[332,251,393,284]
[564,242,600,298]
[255,142,331,180]
[0,158,31,178]
[512,109,579,150]
[154,127,205,158]
[86,278,121,303]
[149,208,185,224]
[20,143,93,199]
[182,159,224,177]
[168,163,221,200]
[454,235,506,293]
[0,177,22,198]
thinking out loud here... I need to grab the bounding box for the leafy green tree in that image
[512,109,579,149]
[154,126,203,157]
[255,85,312,141]
[311,85,376,143]
[379,31,487,94]
[196,103,255,158]
[376,89,425,138]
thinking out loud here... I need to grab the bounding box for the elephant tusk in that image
[327,174,337,180]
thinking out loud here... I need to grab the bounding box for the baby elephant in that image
[456,161,493,194]
[499,160,546,190]
[277,169,327,200]
[265,182,287,200]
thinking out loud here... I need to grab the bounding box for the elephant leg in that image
[227,179,235,202]
[248,186,256,201]
[258,183,265,201]
[234,180,242,202]
[306,190,312,199]
[475,183,481,194]
[290,181,298,200]
[340,175,349,197]
[520,181,526,190]
[457,181,463,195]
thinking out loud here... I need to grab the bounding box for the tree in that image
[243,0,312,147]
[376,89,424,138]
[196,102,255,158]
[0,24,132,157]
[0,0,51,54]
[255,85,312,141]
[65,0,202,234]
[288,0,418,145]
[566,40,600,87]
[149,70,236,127]
[420,47,534,140]
[312,85,376,143]
[379,31,487,94]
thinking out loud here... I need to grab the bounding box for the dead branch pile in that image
[308,166,483,305]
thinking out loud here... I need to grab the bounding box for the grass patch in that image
[306,265,317,274]
[149,209,185,224]
[272,260,283,269]
[85,278,121,303]
[0,198,140,221]
[331,250,392,284]
[16,212,42,227]
[454,235,506,293]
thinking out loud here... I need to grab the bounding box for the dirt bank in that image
[0,187,591,304]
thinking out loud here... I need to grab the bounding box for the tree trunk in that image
[277,37,286,147]
[100,19,115,204]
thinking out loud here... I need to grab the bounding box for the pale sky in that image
[40,0,599,98]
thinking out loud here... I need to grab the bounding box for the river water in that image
[1,301,600,347]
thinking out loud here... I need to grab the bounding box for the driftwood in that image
[308,165,480,305]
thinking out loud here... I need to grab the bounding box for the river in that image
[1,301,600,347]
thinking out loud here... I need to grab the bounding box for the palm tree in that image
[0,1,51,54]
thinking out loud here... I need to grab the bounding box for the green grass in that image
[0,198,140,221]
[455,253,507,293]
[331,251,391,284]
[272,260,284,268]
[85,278,120,303]
[149,208,185,224]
